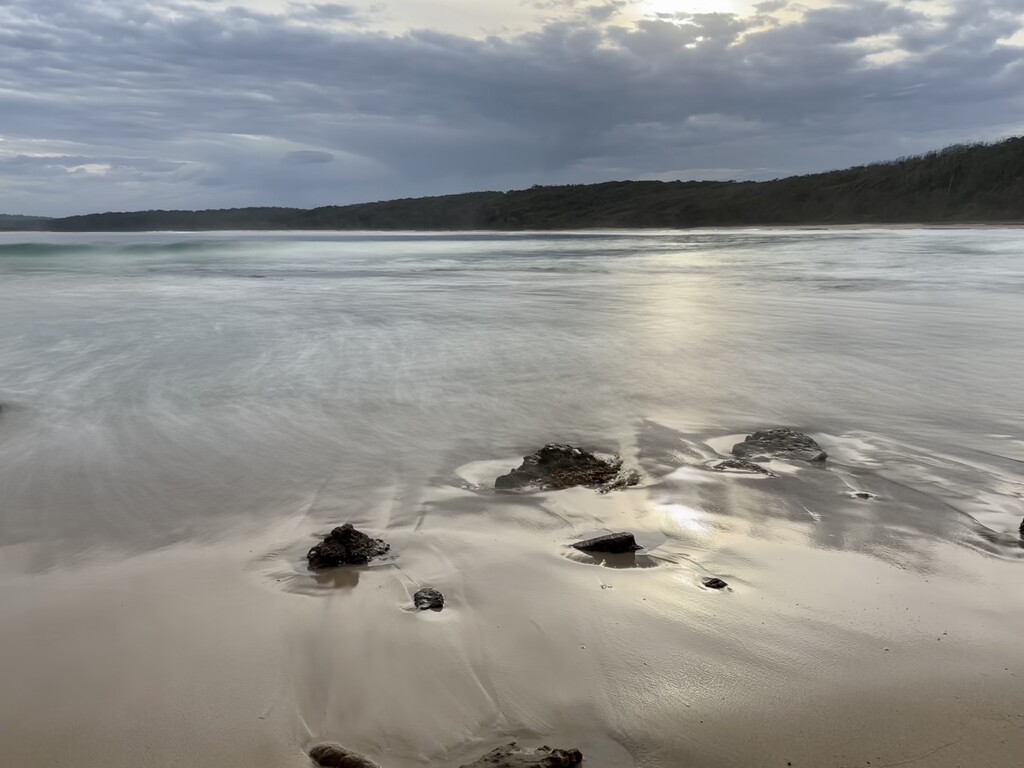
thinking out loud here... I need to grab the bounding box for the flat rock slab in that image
[849,491,877,500]
[307,524,390,570]
[732,428,827,463]
[572,532,641,554]
[495,444,635,491]
[413,587,444,611]
[460,743,583,768]
[711,458,776,476]
[308,743,380,768]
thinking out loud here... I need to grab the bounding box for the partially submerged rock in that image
[308,743,380,768]
[460,742,583,768]
[413,587,444,611]
[732,428,827,463]
[307,524,390,570]
[712,458,776,476]
[495,444,635,491]
[571,532,641,554]
[850,491,876,500]
[702,577,728,589]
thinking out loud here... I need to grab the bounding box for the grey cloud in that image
[754,1,788,12]
[0,0,1021,215]
[586,2,628,22]
[294,2,361,20]
[287,1,380,25]
[284,150,336,164]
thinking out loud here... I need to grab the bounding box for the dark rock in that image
[413,587,444,611]
[711,458,776,476]
[702,577,728,589]
[850,491,876,500]
[732,428,827,463]
[307,524,390,570]
[308,743,380,768]
[1019,517,1023,535]
[495,443,633,491]
[459,742,583,768]
[571,532,641,554]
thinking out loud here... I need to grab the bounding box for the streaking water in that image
[2,229,1024,768]
[0,228,1022,568]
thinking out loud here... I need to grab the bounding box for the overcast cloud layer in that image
[0,0,1022,215]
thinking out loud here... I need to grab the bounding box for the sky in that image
[0,0,1022,216]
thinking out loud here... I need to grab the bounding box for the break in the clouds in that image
[0,0,1021,215]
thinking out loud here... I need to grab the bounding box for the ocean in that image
[1,228,1022,767]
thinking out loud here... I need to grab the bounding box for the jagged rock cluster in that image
[495,443,638,492]
[307,523,390,570]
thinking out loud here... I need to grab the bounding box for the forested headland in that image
[9,137,1023,231]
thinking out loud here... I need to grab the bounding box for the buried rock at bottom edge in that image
[308,743,380,768]
[459,742,584,768]
[307,523,390,570]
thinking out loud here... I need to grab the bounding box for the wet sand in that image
[1,424,1021,768]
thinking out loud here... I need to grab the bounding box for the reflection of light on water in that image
[660,503,705,532]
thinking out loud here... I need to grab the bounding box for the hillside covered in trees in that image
[19,137,1024,231]
[0,214,51,230]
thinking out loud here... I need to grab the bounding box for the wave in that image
[0,240,235,258]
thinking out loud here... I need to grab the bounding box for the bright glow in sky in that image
[639,0,741,15]
[181,0,761,35]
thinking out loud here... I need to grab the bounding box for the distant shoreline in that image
[5,222,1024,235]
[6,135,1023,232]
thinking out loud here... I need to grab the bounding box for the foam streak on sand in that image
[1,230,1023,767]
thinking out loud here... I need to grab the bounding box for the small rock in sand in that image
[459,742,583,768]
[712,458,776,476]
[307,524,390,570]
[702,577,728,589]
[495,444,636,491]
[571,532,642,554]
[732,428,827,463]
[850,491,876,500]
[413,587,445,611]
[308,743,380,768]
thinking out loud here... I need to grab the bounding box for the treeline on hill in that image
[30,137,1024,231]
[0,214,52,230]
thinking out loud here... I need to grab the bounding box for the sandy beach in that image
[1,423,1021,767]
[1,229,1022,767]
